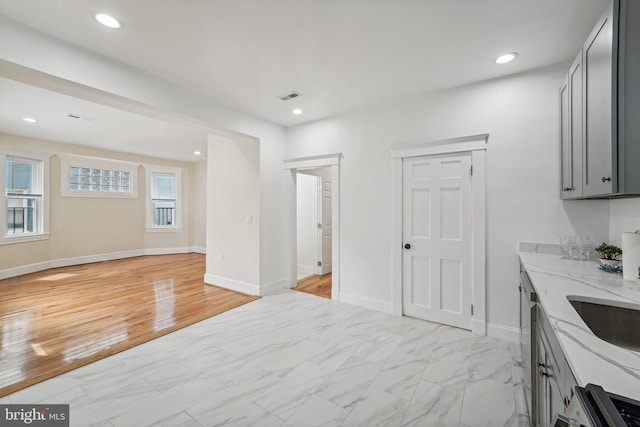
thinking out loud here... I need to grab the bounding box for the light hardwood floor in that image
[0,253,259,397]
[293,273,332,299]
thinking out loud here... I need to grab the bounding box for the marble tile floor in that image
[4,290,530,427]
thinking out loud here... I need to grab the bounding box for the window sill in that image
[145,227,183,233]
[0,233,50,246]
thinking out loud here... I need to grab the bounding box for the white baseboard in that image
[0,247,204,280]
[339,292,394,314]
[260,279,287,295]
[297,264,314,276]
[144,247,190,256]
[486,321,521,343]
[204,273,260,296]
[191,246,206,254]
[0,260,59,281]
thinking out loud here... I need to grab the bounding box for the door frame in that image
[284,153,341,300]
[391,135,487,335]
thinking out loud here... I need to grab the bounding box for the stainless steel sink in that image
[567,296,640,352]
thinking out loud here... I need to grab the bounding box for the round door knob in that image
[404,243,411,250]
[602,176,612,183]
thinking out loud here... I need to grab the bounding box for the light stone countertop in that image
[518,243,640,400]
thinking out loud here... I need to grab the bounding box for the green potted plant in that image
[595,243,622,267]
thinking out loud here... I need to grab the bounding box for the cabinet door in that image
[536,335,548,426]
[583,9,615,196]
[560,75,571,198]
[561,52,584,199]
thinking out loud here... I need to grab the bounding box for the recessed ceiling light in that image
[495,52,518,64]
[194,151,201,156]
[23,117,38,124]
[291,108,303,115]
[95,13,122,29]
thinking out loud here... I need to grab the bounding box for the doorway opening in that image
[294,168,332,298]
[284,153,341,301]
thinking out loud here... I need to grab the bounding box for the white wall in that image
[205,135,260,290]
[296,173,318,276]
[191,159,207,251]
[610,199,640,246]
[285,64,610,332]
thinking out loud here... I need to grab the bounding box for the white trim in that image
[0,232,50,246]
[283,154,342,301]
[0,247,203,280]
[58,153,139,199]
[144,164,183,231]
[204,273,260,295]
[145,227,184,233]
[283,153,341,170]
[486,321,521,343]
[191,246,206,254]
[391,134,489,159]
[339,292,394,314]
[143,247,191,256]
[0,149,50,244]
[391,134,488,334]
[297,264,314,276]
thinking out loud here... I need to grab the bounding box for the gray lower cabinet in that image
[533,304,577,426]
[560,0,640,199]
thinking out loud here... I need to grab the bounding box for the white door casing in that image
[318,178,332,275]
[284,154,341,301]
[402,153,472,330]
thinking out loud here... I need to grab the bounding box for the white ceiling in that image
[0,77,209,162]
[0,0,608,160]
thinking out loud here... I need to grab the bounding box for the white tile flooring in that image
[3,290,529,427]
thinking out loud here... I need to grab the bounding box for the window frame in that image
[0,149,50,245]
[59,154,139,199]
[144,165,182,232]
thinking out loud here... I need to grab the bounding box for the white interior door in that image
[296,173,318,278]
[318,178,332,275]
[402,153,472,329]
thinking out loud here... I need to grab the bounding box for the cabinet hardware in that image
[404,243,411,250]
[539,367,553,378]
[602,176,612,183]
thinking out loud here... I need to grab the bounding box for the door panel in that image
[319,178,332,275]
[402,153,472,330]
[441,258,462,313]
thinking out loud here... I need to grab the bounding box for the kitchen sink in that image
[567,296,640,352]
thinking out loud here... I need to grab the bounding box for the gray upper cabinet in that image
[583,7,614,197]
[560,0,640,199]
[560,52,583,199]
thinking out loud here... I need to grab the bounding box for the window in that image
[59,154,138,198]
[145,165,182,231]
[1,151,49,244]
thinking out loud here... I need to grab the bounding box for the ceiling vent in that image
[277,91,302,101]
[67,113,95,121]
